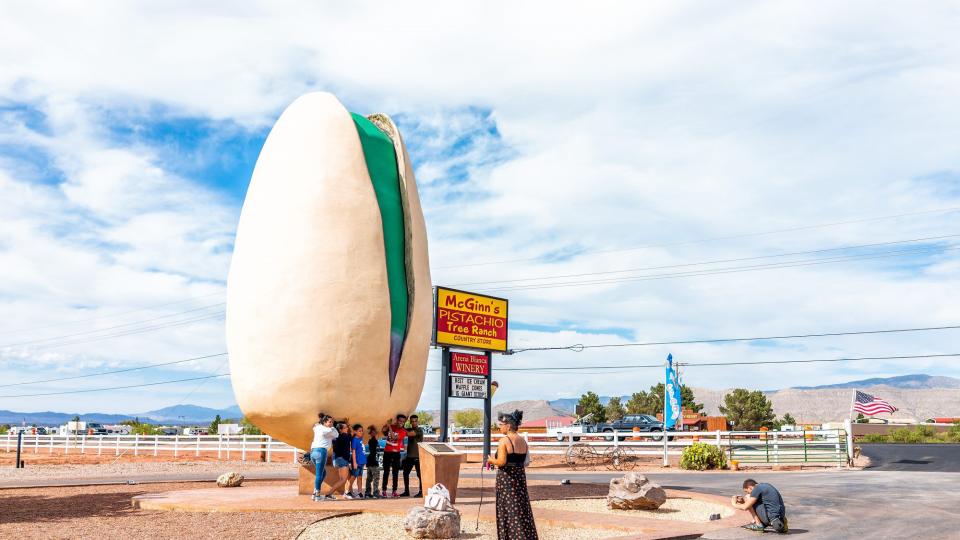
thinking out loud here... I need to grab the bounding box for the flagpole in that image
[848,389,857,421]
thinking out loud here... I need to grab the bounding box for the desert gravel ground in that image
[531,496,735,522]
[298,512,624,540]
[0,480,338,540]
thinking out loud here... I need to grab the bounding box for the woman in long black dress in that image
[488,410,538,540]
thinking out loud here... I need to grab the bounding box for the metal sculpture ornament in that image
[225,93,432,450]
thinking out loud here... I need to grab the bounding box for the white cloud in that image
[1,2,959,414]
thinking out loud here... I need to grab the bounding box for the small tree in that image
[626,391,655,414]
[414,410,435,427]
[131,422,158,435]
[0,424,10,434]
[856,413,867,423]
[605,396,626,421]
[210,414,222,435]
[719,389,776,430]
[240,416,262,435]
[781,413,797,426]
[453,409,483,428]
[71,415,81,422]
[577,391,606,424]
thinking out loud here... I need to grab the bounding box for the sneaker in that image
[414,491,423,498]
[363,492,371,499]
[771,517,788,534]
[343,493,354,500]
[392,491,399,498]
[373,492,382,499]
[399,491,410,497]
[742,523,765,532]
[326,494,338,501]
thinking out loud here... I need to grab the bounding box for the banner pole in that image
[663,356,669,466]
[440,347,451,442]
[482,351,493,465]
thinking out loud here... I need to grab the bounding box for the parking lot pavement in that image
[860,443,960,472]
[485,469,960,539]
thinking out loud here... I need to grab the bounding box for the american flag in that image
[853,390,898,416]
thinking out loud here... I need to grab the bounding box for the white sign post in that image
[450,375,488,399]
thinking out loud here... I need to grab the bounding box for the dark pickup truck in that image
[592,414,666,441]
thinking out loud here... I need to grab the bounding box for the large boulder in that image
[403,506,461,539]
[216,472,244,488]
[606,472,666,510]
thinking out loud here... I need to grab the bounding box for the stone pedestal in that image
[418,442,464,502]
[297,459,347,496]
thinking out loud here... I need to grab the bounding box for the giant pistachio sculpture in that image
[226,92,431,450]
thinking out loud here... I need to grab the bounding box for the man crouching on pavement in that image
[731,478,788,533]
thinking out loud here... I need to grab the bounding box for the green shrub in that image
[946,422,960,443]
[860,434,888,443]
[680,442,728,470]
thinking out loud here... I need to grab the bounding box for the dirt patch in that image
[0,480,335,540]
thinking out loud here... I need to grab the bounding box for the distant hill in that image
[138,404,244,423]
[0,410,135,426]
[0,404,243,427]
[546,374,960,422]
[793,374,960,390]
[493,400,570,421]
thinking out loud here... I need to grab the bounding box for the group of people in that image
[307,408,788,539]
[308,412,425,501]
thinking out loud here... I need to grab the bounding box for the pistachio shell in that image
[226,92,431,450]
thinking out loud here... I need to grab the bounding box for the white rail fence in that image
[3,434,301,462]
[4,426,853,465]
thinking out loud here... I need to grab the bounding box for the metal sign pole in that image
[482,351,493,464]
[440,347,451,442]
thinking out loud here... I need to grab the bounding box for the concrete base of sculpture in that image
[298,460,348,496]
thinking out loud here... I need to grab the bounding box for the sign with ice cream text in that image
[433,287,508,352]
[450,352,489,376]
[450,375,488,399]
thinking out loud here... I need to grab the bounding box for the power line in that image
[423,352,960,372]
[0,303,226,348]
[0,373,232,398]
[478,244,960,293]
[5,322,957,390]
[508,323,960,353]
[0,292,225,337]
[0,353,228,388]
[7,312,225,351]
[453,233,960,288]
[434,206,960,270]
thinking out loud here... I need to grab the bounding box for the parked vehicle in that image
[596,414,666,441]
[547,413,594,442]
[85,423,108,435]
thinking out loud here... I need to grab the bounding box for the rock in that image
[403,506,461,538]
[217,472,244,487]
[606,472,666,510]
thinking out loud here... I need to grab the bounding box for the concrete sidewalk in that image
[133,484,750,539]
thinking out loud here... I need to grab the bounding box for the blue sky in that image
[0,2,959,415]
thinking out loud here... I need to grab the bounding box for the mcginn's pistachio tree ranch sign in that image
[433,287,508,352]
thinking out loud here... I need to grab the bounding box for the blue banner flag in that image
[664,354,682,430]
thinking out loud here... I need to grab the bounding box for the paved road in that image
[860,443,960,472]
[486,469,959,539]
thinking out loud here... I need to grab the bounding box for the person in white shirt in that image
[310,413,337,501]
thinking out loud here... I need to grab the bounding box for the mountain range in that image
[542,373,960,422]
[3,374,958,427]
[0,404,244,426]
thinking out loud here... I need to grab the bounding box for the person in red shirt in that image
[381,413,407,497]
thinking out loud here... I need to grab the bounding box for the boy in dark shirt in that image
[364,425,382,498]
[731,478,788,533]
[400,414,425,497]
